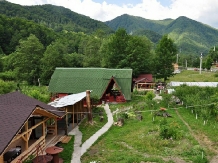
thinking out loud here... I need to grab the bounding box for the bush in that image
[21,86,50,103]
[159,118,183,140]
[145,91,155,100]
[0,79,16,94]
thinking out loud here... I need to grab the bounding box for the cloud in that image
[7,0,218,28]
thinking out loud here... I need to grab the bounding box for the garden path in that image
[69,103,113,163]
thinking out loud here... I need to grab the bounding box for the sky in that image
[6,0,218,29]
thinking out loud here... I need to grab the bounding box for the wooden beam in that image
[11,118,49,144]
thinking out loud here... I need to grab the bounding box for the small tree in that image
[205,56,213,70]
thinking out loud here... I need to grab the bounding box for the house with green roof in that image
[48,68,133,102]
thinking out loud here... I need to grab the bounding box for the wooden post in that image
[65,107,68,135]
[0,155,4,163]
[25,121,28,150]
[42,121,45,136]
[76,103,79,125]
[54,118,57,135]
[86,90,93,123]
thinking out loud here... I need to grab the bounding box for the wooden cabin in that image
[48,68,133,103]
[133,74,155,91]
[0,91,67,163]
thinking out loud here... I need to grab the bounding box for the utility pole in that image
[176,53,179,64]
[200,53,203,74]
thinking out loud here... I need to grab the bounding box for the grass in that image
[79,106,108,143]
[59,136,74,163]
[80,95,215,163]
[168,70,218,82]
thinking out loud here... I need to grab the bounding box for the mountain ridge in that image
[105,14,218,55]
[0,1,114,34]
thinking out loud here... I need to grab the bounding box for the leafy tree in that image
[208,46,218,64]
[205,56,213,70]
[64,53,84,67]
[154,35,177,82]
[13,34,44,85]
[40,41,67,85]
[124,35,152,76]
[82,34,102,67]
[100,28,152,76]
[101,28,129,68]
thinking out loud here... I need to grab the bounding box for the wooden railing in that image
[12,136,45,163]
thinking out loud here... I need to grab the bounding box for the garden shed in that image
[0,91,65,163]
[48,68,133,103]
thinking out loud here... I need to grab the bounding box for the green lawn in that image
[168,70,218,82]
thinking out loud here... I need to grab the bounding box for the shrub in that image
[145,91,155,100]
[159,118,183,140]
[0,79,16,94]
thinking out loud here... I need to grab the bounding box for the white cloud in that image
[7,0,218,28]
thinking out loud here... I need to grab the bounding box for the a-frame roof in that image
[0,91,65,155]
[48,68,133,100]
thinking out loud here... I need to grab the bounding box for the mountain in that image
[0,1,114,34]
[105,14,218,55]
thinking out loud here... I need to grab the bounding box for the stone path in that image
[68,104,113,163]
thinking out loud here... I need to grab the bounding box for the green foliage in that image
[21,86,50,103]
[106,14,218,56]
[0,1,114,35]
[133,29,162,44]
[40,41,67,85]
[173,85,218,120]
[159,118,183,140]
[101,28,152,76]
[0,71,16,81]
[0,14,56,55]
[0,79,16,94]
[133,89,148,95]
[12,34,44,85]
[145,91,155,100]
[154,35,177,81]
[204,56,213,70]
[182,145,208,163]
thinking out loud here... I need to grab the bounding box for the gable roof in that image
[0,91,65,155]
[48,68,133,100]
[133,74,153,83]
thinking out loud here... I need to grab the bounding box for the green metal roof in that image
[48,68,132,100]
